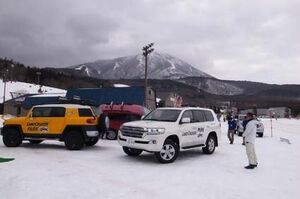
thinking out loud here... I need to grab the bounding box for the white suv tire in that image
[202,135,216,154]
[123,147,143,156]
[155,139,179,164]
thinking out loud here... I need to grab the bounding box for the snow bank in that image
[113,84,130,88]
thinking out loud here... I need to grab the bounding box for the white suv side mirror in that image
[181,117,191,124]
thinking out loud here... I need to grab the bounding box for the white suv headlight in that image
[144,128,165,135]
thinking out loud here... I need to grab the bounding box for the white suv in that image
[118,107,221,163]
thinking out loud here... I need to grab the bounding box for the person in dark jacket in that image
[227,115,237,144]
[98,112,109,139]
[242,116,248,145]
[242,118,248,129]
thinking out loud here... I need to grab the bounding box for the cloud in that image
[0,0,299,84]
[65,14,118,46]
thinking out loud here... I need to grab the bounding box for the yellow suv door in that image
[26,107,66,135]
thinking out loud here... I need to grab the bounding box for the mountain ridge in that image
[67,52,213,80]
[49,52,300,97]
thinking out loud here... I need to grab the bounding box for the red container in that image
[99,104,149,140]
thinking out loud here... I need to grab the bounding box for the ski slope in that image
[0,79,66,103]
[0,119,299,199]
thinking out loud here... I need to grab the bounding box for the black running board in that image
[182,144,205,149]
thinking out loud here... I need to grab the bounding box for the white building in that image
[268,107,291,118]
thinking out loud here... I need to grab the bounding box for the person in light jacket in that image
[243,112,258,169]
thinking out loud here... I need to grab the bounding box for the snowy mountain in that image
[68,52,213,79]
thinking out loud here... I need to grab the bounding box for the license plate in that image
[127,138,135,144]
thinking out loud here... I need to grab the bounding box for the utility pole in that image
[3,76,6,103]
[36,71,42,85]
[1,68,8,115]
[2,69,8,103]
[142,43,154,107]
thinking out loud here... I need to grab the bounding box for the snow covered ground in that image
[0,119,300,199]
[0,79,66,102]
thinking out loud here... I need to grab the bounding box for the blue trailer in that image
[22,87,156,110]
[66,87,146,106]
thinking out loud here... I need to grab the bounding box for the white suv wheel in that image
[208,139,215,152]
[203,135,216,154]
[160,144,176,160]
[155,139,179,163]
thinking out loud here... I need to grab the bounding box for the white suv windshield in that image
[143,109,181,122]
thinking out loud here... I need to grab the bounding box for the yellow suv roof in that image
[33,104,92,109]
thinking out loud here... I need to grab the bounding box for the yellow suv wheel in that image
[2,128,22,147]
[64,130,84,150]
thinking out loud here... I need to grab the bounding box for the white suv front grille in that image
[121,126,146,138]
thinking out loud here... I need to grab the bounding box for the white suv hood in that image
[122,120,176,128]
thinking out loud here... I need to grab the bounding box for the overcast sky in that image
[0,0,299,84]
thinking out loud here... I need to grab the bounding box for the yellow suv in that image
[1,104,104,150]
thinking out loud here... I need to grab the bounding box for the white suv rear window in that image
[204,110,214,121]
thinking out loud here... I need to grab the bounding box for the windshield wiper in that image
[160,119,175,122]
[143,118,159,121]
[144,118,175,122]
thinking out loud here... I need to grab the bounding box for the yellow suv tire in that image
[64,130,84,150]
[2,128,22,147]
